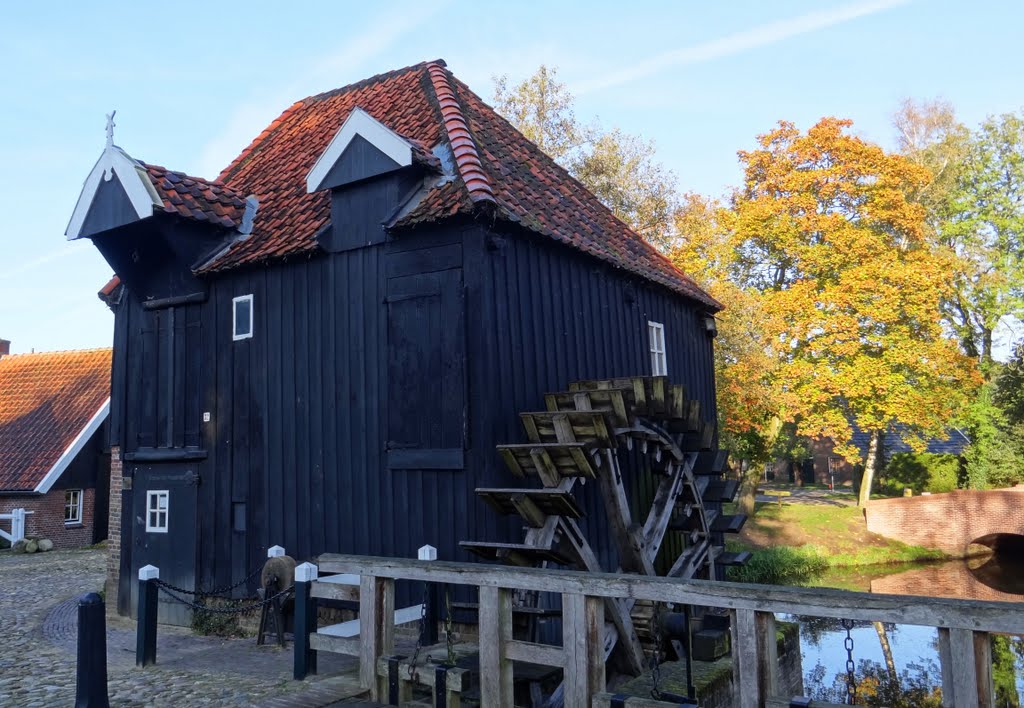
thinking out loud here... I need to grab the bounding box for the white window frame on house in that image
[648,321,667,376]
[146,490,169,533]
[64,489,83,525]
[232,294,254,341]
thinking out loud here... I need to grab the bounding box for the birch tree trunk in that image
[858,429,883,507]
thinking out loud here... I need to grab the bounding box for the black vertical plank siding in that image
[111,213,716,619]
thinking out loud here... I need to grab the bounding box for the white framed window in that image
[146,490,169,533]
[232,294,253,341]
[64,489,83,525]
[648,321,667,376]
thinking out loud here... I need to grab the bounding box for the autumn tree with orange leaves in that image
[731,118,980,505]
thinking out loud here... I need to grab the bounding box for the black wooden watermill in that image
[461,375,749,692]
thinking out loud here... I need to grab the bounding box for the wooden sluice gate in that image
[292,553,1024,708]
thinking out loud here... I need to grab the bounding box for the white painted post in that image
[139,564,160,581]
[268,545,285,558]
[418,545,439,647]
[12,508,25,542]
[295,562,318,582]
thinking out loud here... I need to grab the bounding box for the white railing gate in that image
[0,508,30,544]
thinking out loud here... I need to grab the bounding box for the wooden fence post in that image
[293,562,318,680]
[562,592,605,707]
[732,608,778,708]
[135,565,159,667]
[359,574,395,699]
[478,585,513,707]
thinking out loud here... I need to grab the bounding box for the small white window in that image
[64,489,83,524]
[146,490,169,533]
[648,321,667,376]
[232,294,253,341]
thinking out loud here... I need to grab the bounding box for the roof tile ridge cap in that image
[217,99,306,183]
[426,62,495,203]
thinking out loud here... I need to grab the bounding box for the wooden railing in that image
[295,553,1024,708]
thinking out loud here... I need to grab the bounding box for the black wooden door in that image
[130,464,199,625]
[386,269,465,469]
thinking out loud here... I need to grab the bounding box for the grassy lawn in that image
[727,500,946,585]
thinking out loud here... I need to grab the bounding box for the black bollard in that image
[293,562,318,680]
[136,565,159,667]
[75,592,110,708]
[418,544,439,646]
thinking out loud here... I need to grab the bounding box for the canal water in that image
[794,554,1024,705]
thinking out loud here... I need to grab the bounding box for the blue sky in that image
[1,0,1021,354]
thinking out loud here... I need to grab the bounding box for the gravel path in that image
[0,547,361,706]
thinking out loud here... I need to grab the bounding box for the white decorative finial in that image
[105,110,117,148]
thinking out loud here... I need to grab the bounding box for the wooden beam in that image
[504,639,565,668]
[597,451,655,576]
[757,611,779,700]
[510,492,548,528]
[974,631,995,708]
[478,586,514,707]
[731,608,761,708]
[359,575,394,698]
[642,453,692,561]
[309,633,359,656]
[558,518,646,676]
[316,554,1024,634]
[311,581,359,603]
[563,592,605,708]
[949,628,979,708]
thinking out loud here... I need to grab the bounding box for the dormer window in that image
[233,295,253,341]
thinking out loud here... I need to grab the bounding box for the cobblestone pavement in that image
[0,547,363,706]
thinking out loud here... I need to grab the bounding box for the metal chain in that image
[151,565,263,598]
[444,587,455,666]
[155,580,294,614]
[408,581,430,682]
[650,603,664,700]
[841,619,857,705]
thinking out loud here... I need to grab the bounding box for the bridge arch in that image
[864,488,1024,557]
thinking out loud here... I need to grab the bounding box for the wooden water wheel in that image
[461,375,748,685]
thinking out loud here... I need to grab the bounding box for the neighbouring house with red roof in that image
[67,60,730,624]
[0,342,111,549]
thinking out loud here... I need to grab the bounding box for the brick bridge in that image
[864,487,1024,557]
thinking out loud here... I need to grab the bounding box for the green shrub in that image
[727,545,829,585]
[879,453,960,496]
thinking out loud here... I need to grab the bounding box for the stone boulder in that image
[24,539,38,554]
[37,539,53,552]
[11,539,27,554]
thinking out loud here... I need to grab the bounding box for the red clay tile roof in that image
[142,163,248,229]
[175,60,716,307]
[0,349,111,492]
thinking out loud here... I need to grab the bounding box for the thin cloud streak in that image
[196,1,451,178]
[0,246,80,279]
[573,0,913,96]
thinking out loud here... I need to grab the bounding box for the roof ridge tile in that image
[426,62,495,203]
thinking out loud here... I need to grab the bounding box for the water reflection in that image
[797,555,1024,704]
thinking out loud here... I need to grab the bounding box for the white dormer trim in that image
[34,399,110,494]
[65,145,161,240]
[306,107,413,193]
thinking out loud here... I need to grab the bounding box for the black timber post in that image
[418,544,439,646]
[74,593,110,708]
[293,561,318,680]
[136,564,159,667]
